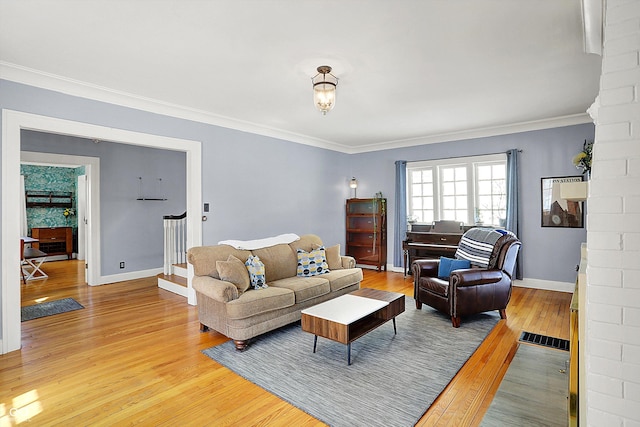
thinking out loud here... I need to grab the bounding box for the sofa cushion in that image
[269,276,331,303]
[296,247,330,277]
[252,244,297,282]
[245,255,268,289]
[188,245,252,279]
[225,286,295,320]
[314,243,342,270]
[320,268,364,292]
[216,255,251,293]
[289,234,323,253]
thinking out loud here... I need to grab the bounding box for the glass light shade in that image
[350,178,358,189]
[312,66,338,115]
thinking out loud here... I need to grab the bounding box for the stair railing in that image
[163,212,187,275]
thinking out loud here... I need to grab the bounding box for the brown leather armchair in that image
[412,230,521,327]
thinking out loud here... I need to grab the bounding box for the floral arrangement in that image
[63,208,75,217]
[573,140,593,175]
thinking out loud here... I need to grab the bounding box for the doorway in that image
[20,153,97,285]
[2,110,203,354]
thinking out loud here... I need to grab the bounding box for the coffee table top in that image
[301,294,388,325]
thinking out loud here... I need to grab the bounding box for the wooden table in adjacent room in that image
[300,288,405,365]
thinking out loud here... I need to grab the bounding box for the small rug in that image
[21,298,84,322]
[203,297,500,427]
[481,343,569,427]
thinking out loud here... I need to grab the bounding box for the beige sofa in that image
[187,234,363,350]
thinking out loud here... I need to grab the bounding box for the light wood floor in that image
[1,260,571,426]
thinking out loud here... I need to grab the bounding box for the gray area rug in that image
[203,297,499,427]
[481,343,569,427]
[21,297,84,322]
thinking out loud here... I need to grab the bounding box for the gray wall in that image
[349,124,593,283]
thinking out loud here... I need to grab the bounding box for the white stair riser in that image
[172,265,188,278]
[158,278,188,297]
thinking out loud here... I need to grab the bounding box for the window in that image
[407,154,507,226]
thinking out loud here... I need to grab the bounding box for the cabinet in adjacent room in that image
[346,198,387,271]
[32,227,73,259]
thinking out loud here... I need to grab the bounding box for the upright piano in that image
[402,221,473,276]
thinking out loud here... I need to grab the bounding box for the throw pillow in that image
[437,256,471,279]
[297,247,330,277]
[216,255,251,294]
[245,255,268,289]
[313,243,342,270]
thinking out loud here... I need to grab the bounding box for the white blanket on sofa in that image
[218,233,300,250]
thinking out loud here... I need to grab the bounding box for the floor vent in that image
[519,331,569,351]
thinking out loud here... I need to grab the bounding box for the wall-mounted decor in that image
[541,176,584,228]
[137,176,167,201]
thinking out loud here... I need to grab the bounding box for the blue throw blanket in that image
[455,228,509,268]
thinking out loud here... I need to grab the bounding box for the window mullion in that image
[468,164,476,225]
[434,166,441,221]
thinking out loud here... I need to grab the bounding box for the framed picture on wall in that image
[541,176,584,228]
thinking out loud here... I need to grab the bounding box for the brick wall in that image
[588,0,640,425]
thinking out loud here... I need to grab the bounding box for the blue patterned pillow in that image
[245,255,268,289]
[297,247,330,277]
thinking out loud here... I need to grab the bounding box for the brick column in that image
[587,0,640,425]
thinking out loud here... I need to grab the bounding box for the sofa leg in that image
[200,323,209,332]
[451,316,461,328]
[234,340,248,351]
[415,300,422,309]
[499,309,507,320]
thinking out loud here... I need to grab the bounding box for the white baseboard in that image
[513,278,575,293]
[94,268,163,286]
[44,254,75,262]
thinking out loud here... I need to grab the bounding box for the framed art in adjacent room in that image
[541,176,584,228]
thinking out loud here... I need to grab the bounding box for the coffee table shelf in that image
[301,288,405,364]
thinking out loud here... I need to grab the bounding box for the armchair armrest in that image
[411,259,439,278]
[450,269,505,287]
[193,275,239,303]
[341,255,356,269]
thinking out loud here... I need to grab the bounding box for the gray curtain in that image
[506,149,523,279]
[394,161,407,267]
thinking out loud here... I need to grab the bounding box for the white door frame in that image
[77,174,87,262]
[2,109,202,354]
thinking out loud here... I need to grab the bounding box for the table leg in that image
[403,249,408,278]
[313,335,318,353]
[347,343,351,365]
[393,317,397,335]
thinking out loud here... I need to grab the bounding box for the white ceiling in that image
[0,1,602,153]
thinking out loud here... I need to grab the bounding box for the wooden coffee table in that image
[300,288,405,365]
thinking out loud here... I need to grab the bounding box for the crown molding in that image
[1,61,592,154]
[346,113,594,154]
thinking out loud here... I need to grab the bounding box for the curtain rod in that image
[405,149,522,165]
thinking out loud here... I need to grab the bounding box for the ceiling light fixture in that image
[312,65,338,115]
